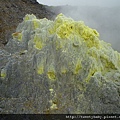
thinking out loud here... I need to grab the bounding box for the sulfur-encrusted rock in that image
[0,14,120,114]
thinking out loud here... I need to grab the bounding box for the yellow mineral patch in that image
[49,13,100,48]
[12,32,22,41]
[50,103,58,110]
[33,19,40,29]
[34,35,44,50]
[37,65,44,74]
[47,71,56,81]
[74,60,82,74]
[49,100,58,110]
[1,69,6,78]
[47,64,56,81]
[56,21,74,39]
[49,14,75,39]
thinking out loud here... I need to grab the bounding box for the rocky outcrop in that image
[0,14,120,114]
[0,0,55,48]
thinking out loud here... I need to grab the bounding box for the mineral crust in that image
[0,14,120,114]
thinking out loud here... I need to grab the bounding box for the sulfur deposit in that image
[0,14,120,114]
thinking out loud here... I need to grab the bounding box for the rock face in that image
[0,0,55,48]
[0,14,120,114]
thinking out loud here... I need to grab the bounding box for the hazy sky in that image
[37,0,120,7]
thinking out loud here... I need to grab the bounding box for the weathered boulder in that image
[0,14,120,114]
